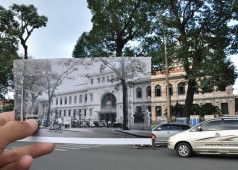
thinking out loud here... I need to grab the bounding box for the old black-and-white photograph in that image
[14,57,152,144]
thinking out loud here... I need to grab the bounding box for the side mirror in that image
[197,126,203,131]
[157,127,162,131]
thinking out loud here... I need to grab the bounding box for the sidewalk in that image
[115,129,151,138]
[61,127,151,138]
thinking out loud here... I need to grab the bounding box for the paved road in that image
[8,142,238,170]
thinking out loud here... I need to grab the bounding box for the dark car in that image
[93,121,100,127]
[152,123,191,145]
[112,122,122,128]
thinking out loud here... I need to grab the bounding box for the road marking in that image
[55,144,105,151]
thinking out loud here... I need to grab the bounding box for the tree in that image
[193,103,221,117]
[230,0,238,52]
[7,4,48,59]
[43,59,83,127]
[0,99,14,113]
[0,5,19,99]
[73,0,155,57]
[153,1,237,123]
[14,59,84,125]
[2,4,48,119]
[0,38,18,99]
[1,4,47,117]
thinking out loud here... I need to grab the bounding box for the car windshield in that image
[190,119,222,131]
[152,123,190,131]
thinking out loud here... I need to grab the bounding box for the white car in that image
[167,117,238,157]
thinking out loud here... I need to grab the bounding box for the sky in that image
[1,0,238,95]
[0,0,92,58]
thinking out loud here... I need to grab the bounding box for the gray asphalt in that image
[8,142,238,170]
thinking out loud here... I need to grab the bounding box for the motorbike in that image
[49,120,63,133]
[132,134,156,149]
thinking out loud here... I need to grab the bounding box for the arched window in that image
[69,96,72,104]
[146,86,151,97]
[134,106,144,123]
[64,97,67,104]
[169,83,173,96]
[84,94,87,103]
[178,82,185,95]
[155,85,161,97]
[136,106,142,114]
[136,87,142,98]
[101,93,116,109]
[74,95,77,104]
[79,95,82,103]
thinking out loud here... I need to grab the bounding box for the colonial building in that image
[38,71,152,130]
[151,66,236,124]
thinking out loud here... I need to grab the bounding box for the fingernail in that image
[26,119,38,128]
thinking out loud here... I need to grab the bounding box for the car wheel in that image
[176,142,192,158]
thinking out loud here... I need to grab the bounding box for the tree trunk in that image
[121,78,129,130]
[46,96,52,127]
[184,79,196,124]
[20,38,28,59]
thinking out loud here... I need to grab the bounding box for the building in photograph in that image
[37,71,152,130]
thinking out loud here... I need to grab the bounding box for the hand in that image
[0,111,55,170]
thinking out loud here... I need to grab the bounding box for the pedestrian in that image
[152,133,157,150]
[57,116,63,130]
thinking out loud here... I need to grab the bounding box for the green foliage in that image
[0,4,48,99]
[0,5,20,98]
[193,103,221,117]
[153,1,238,118]
[73,0,156,57]
[6,4,48,59]
[0,99,14,112]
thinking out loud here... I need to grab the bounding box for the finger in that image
[1,155,33,170]
[0,143,55,167]
[0,111,15,126]
[0,120,38,153]
[16,155,33,170]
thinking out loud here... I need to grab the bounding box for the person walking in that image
[152,133,157,150]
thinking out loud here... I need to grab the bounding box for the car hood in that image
[169,129,190,139]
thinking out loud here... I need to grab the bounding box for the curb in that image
[115,129,151,138]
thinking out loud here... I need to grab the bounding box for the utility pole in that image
[157,10,172,122]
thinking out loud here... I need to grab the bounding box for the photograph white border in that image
[20,137,151,145]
